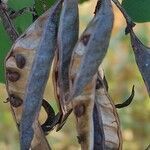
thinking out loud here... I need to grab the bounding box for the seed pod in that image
[20,1,63,149]
[56,0,79,129]
[130,29,150,96]
[71,0,114,98]
[93,103,105,150]
[4,1,63,149]
[69,4,101,148]
[72,77,96,150]
[95,69,122,149]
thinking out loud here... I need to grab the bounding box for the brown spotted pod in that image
[4,2,58,149]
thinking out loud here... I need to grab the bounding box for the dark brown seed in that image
[9,94,23,107]
[64,92,69,102]
[6,70,20,82]
[96,78,103,89]
[77,134,86,144]
[74,104,85,117]
[80,34,90,46]
[14,54,26,69]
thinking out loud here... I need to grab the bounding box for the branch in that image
[115,85,135,108]
[9,7,31,19]
[0,1,18,42]
[111,0,135,34]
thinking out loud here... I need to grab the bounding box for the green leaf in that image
[34,0,89,16]
[122,0,150,23]
[79,0,89,4]
[0,22,12,83]
[13,12,33,34]
[34,0,55,16]
[8,0,34,11]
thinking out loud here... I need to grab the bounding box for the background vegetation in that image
[0,0,150,149]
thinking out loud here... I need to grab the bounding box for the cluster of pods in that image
[4,0,150,149]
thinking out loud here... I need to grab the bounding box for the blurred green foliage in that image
[34,0,55,16]
[8,0,34,11]
[0,0,150,150]
[0,22,12,83]
[122,0,150,22]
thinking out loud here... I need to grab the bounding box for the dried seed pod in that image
[93,103,105,150]
[130,29,150,96]
[56,0,79,129]
[20,1,63,149]
[71,77,96,150]
[14,54,26,69]
[6,70,20,82]
[69,3,103,147]
[95,69,122,150]
[4,1,63,149]
[72,0,114,98]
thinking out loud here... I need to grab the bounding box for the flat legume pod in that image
[20,1,63,149]
[5,1,62,149]
[72,0,114,98]
[130,30,150,96]
[69,6,102,149]
[54,0,79,130]
[94,68,122,150]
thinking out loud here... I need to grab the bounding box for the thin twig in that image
[0,1,19,42]
[112,0,135,34]
[115,85,135,109]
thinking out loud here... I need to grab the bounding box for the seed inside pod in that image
[77,134,86,144]
[8,94,23,107]
[96,78,103,89]
[74,104,85,117]
[80,34,91,46]
[6,70,20,82]
[14,54,26,69]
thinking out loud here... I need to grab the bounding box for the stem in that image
[0,2,19,42]
[9,7,29,19]
[112,0,136,34]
